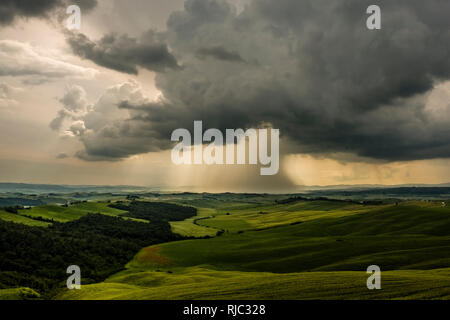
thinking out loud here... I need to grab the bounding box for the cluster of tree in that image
[61,200,88,207]
[126,195,141,200]
[109,201,197,222]
[19,214,54,223]
[0,210,184,298]
[0,205,27,214]
[275,196,307,204]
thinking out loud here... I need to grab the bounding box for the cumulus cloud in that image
[51,81,171,161]
[0,0,97,26]
[0,40,98,84]
[58,84,89,113]
[58,0,450,162]
[50,85,89,131]
[50,84,92,134]
[66,31,180,74]
[66,120,87,137]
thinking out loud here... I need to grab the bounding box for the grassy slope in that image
[15,202,136,222]
[167,196,285,237]
[128,203,450,273]
[170,208,219,237]
[0,210,50,227]
[0,287,40,300]
[57,267,450,300]
[0,201,150,228]
[59,200,450,300]
[195,200,379,232]
[166,196,334,236]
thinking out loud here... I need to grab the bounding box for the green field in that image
[0,210,50,227]
[57,199,450,300]
[56,267,450,300]
[170,208,219,237]
[0,201,152,228]
[17,202,127,222]
[0,287,40,300]
[2,196,449,300]
[195,200,378,232]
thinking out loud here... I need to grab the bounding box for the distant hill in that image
[2,182,450,200]
[305,186,450,200]
[0,183,152,195]
[297,182,450,191]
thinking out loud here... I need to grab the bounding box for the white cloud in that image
[64,120,87,137]
[51,80,160,160]
[50,85,91,132]
[0,40,98,84]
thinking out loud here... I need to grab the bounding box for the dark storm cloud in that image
[73,0,97,11]
[57,0,450,162]
[0,0,97,26]
[66,31,180,74]
[196,45,245,63]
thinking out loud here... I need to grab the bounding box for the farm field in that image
[17,202,128,222]
[57,198,450,300]
[1,194,449,300]
[194,200,381,232]
[169,208,219,237]
[57,267,450,300]
[0,287,40,300]
[0,210,50,227]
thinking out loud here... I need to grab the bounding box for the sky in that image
[0,0,449,192]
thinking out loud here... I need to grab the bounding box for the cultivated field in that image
[53,197,450,300]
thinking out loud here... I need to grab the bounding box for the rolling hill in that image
[56,198,450,300]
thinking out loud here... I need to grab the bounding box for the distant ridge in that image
[1,182,450,195]
[297,182,450,191]
[0,182,153,194]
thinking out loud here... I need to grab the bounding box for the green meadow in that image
[7,201,147,223]
[0,287,40,300]
[1,195,449,300]
[195,200,378,232]
[56,198,450,300]
[17,202,127,222]
[0,210,50,227]
[169,208,219,237]
[57,267,450,300]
